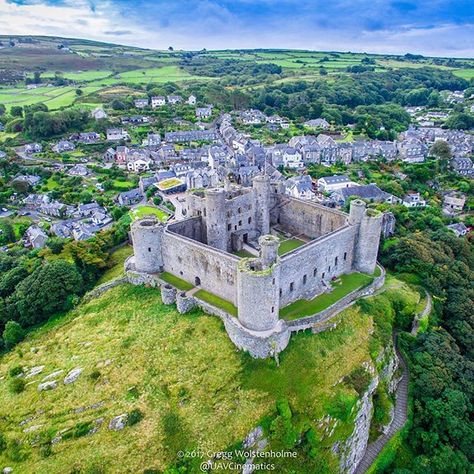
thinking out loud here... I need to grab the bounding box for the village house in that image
[284,175,315,200]
[398,138,427,163]
[331,184,399,205]
[447,222,468,237]
[186,168,219,190]
[402,192,426,208]
[451,157,474,177]
[91,107,107,120]
[11,174,41,187]
[53,140,75,153]
[167,95,183,105]
[127,156,152,173]
[24,143,42,154]
[151,96,166,108]
[67,164,91,177]
[25,225,48,249]
[134,98,149,109]
[187,94,197,105]
[442,192,466,215]
[240,109,266,125]
[117,188,142,206]
[317,175,358,193]
[106,128,129,141]
[146,133,161,148]
[304,118,330,129]
[196,106,212,119]
[282,147,304,169]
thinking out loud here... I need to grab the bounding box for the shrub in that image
[89,369,101,381]
[0,432,6,453]
[8,377,26,394]
[127,408,144,427]
[8,364,24,377]
[3,321,25,349]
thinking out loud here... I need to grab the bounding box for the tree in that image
[430,140,452,172]
[2,320,24,349]
[7,260,83,327]
[10,106,23,118]
[0,104,5,116]
[75,88,83,96]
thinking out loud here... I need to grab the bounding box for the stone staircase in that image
[354,335,409,474]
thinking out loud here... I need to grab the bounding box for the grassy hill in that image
[0,276,422,473]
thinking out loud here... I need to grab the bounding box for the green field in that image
[280,272,374,320]
[194,289,238,316]
[0,283,381,472]
[110,66,208,84]
[129,205,169,221]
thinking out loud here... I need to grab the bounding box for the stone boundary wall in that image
[83,277,129,302]
[286,266,386,332]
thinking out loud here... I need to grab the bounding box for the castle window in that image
[234,225,237,231]
[313,268,317,277]
[279,289,282,297]
[272,278,275,285]
[344,252,347,261]
[271,306,274,313]
[322,272,325,279]
[203,208,206,217]
[290,282,294,292]
[328,266,331,272]
[238,220,242,227]
[335,256,338,266]
[248,217,252,224]
[227,211,230,218]
[148,247,151,252]
[227,224,231,231]
[303,274,307,285]
[238,207,242,214]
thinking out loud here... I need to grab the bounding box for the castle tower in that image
[259,234,280,269]
[253,175,271,236]
[350,200,383,275]
[131,218,164,273]
[205,188,227,251]
[237,235,280,332]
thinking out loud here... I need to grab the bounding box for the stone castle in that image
[125,175,383,358]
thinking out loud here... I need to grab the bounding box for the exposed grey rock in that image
[108,414,128,431]
[22,424,42,434]
[51,436,62,445]
[38,380,58,392]
[42,370,64,382]
[25,366,45,379]
[3,467,13,474]
[64,367,83,385]
[339,372,378,474]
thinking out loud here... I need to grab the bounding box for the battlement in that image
[127,176,383,358]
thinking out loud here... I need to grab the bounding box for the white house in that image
[402,192,426,208]
[106,128,129,141]
[317,175,357,193]
[282,147,304,169]
[187,95,197,105]
[151,96,166,108]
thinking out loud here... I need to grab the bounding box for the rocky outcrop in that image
[339,373,379,474]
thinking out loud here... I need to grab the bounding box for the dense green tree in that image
[2,320,24,349]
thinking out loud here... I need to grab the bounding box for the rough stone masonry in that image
[125,175,382,358]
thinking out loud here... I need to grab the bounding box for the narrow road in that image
[354,334,409,474]
[411,289,432,335]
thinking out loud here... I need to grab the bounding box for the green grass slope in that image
[0,277,419,473]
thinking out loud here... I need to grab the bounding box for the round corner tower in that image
[349,200,383,275]
[205,187,227,251]
[237,235,280,332]
[131,218,164,273]
[253,175,271,236]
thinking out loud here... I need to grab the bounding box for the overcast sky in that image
[1,0,473,57]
